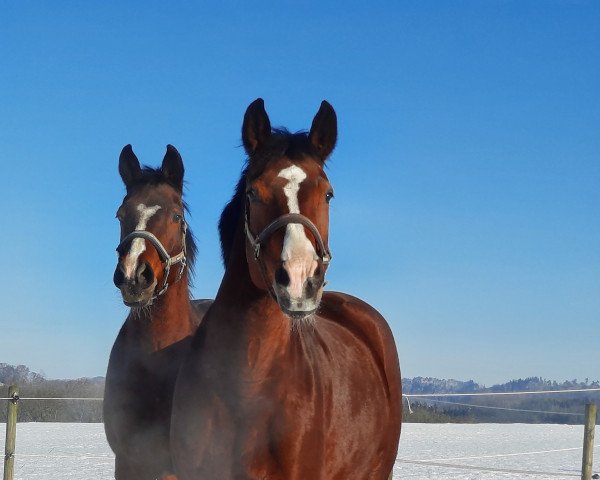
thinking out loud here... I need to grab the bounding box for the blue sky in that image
[1,1,598,386]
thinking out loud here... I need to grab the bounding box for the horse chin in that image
[123,298,154,309]
[275,292,321,321]
[272,276,324,321]
[283,308,317,322]
[120,284,157,309]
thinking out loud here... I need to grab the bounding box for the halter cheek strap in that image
[117,220,188,300]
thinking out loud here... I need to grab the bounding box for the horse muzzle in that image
[113,224,188,307]
[245,212,331,320]
[273,265,325,320]
[113,261,158,308]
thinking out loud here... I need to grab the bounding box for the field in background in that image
[0,422,594,479]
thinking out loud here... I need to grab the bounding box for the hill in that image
[403,376,600,424]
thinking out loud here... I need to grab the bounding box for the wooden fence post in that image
[582,403,597,480]
[3,385,19,480]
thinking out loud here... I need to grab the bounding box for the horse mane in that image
[218,128,317,267]
[218,168,246,267]
[182,208,198,284]
[125,166,198,281]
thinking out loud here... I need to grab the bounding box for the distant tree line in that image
[402,376,600,424]
[2,364,598,424]
[0,363,103,422]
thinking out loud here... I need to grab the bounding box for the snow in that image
[0,422,594,479]
[1,423,113,479]
[396,423,589,479]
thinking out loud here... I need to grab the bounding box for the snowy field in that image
[396,423,591,478]
[0,422,595,479]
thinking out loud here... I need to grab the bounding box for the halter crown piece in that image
[117,219,188,301]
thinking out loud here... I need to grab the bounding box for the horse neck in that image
[128,272,195,352]
[215,216,291,338]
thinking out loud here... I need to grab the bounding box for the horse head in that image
[113,144,194,308]
[241,98,337,320]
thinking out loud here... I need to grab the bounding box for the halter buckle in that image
[177,257,187,282]
[254,242,261,260]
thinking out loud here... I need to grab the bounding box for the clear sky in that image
[1,1,598,386]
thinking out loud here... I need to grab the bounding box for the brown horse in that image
[171,100,402,479]
[104,145,211,480]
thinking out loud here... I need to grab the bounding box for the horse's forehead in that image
[125,184,181,211]
[134,204,162,227]
[261,158,324,186]
[278,164,307,182]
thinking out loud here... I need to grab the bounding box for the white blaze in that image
[278,165,318,299]
[123,204,161,278]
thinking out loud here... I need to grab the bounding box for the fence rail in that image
[403,387,600,398]
[2,386,598,480]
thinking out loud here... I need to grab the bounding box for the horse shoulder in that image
[318,291,401,389]
[320,291,395,350]
[317,291,402,474]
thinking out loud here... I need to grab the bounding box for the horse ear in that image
[242,98,272,155]
[119,144,142,188]
[309,101,337,161]
[162,144,184,191]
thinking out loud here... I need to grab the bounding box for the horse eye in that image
[325,190,334,203]
[172,213,183,223]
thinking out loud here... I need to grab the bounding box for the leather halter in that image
[116,220,188,300]
[245,212,332,265]
[244,199,332,298]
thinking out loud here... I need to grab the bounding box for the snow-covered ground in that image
[396,423,590,478]
[0,422,595,479]
[1,423,113,479]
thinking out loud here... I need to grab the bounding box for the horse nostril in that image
[113,264,126,288]
[136,262,155,288]
[275,266,290,287]
[305,277,318,297]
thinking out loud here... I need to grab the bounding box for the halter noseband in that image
[116,220,188,300]
[245,212,332,265]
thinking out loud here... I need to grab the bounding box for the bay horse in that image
[171,99,402,479]
[104,144,211,480]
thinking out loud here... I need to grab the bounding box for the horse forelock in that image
[246,128,320,178]
[125,166,183,194]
